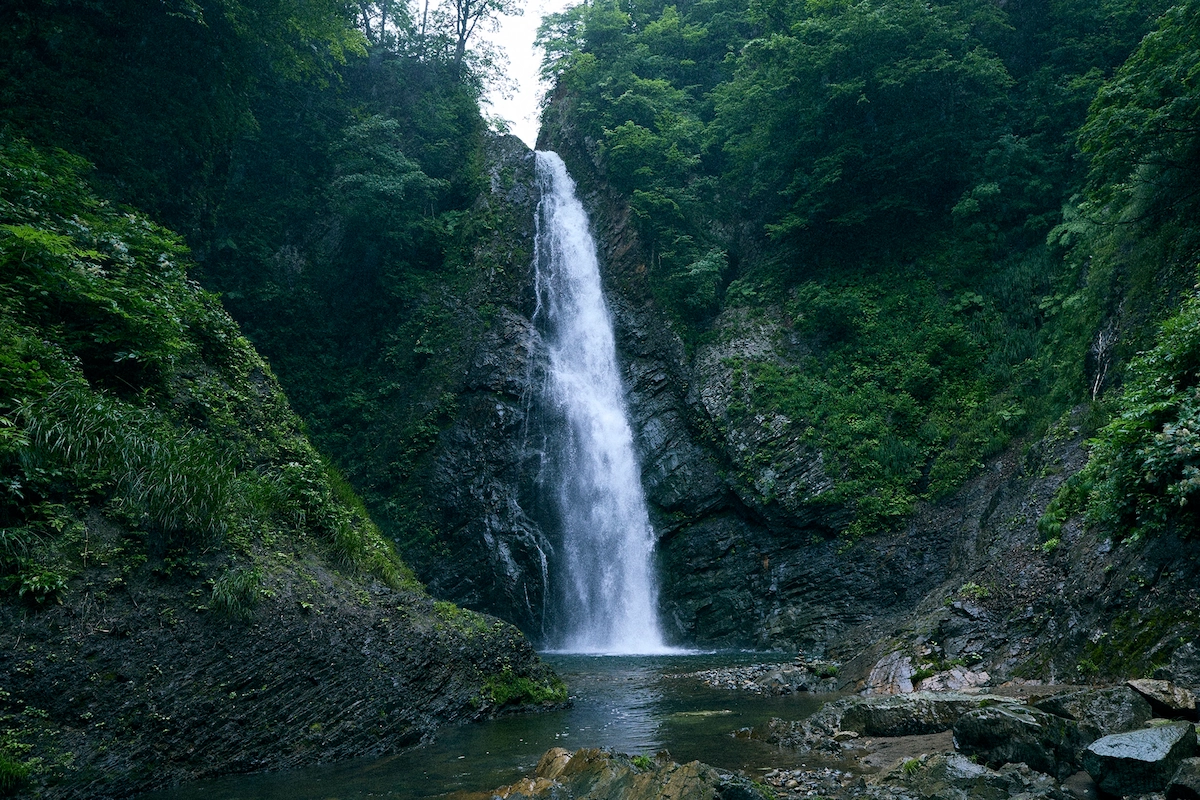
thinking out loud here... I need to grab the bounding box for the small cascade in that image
[531,150,673,654]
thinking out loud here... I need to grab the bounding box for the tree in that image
[710,0,1013,254]
[447,0,520,69]
[1078,0,1200,219]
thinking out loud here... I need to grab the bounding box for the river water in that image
[140,651,833,799]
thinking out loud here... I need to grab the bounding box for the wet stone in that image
[1082,721,1198,797]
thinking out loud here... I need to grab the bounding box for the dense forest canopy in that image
[537,0,1200,537]
[1,0,1200,604]
[0,0,535,583]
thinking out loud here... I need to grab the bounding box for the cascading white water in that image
[532,151,673,655]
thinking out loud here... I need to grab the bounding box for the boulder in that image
[916,666,991,692]
[487,748,772,800]
[840,692,1019,737]
[953,705,1091,780]
[1129,679,1199,720]
[862,753,1073,800]
[1168,757,1200,800]
[1035,686,1154,737]
[761,692,1023,752]
[865,652,916,695]
[1081,721,1198,797]
[536,747,574,781]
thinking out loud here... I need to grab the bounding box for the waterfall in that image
[532,151,672,655]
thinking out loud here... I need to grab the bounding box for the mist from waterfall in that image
[532,150,674,655]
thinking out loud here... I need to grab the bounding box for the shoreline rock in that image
[484,747,772,800]
[0,541,564,800]
[668,658,840,695]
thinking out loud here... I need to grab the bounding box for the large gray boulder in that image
[1129,679,1199,720]
[1168,757,1200,800]
[953,705,1091,780]
[1035,686,1154,737]
[840,692,1019,737]
[1082,721,1198,796]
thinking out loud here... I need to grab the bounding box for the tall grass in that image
[210,566,263,619]
[22,387,233,545]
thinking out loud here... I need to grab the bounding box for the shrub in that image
[0,750,29,795]
[22,389,234,546]
[479,668,568,708]
[210,566,264,620]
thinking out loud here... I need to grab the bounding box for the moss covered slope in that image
[0,137,563,799]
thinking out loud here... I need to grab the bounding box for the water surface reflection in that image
[139,651,831,800]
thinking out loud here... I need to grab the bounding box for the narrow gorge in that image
[3,0,1200,794]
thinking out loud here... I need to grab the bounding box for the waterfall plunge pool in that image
[138,651,838,799]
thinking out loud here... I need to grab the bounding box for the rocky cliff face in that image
[536,94,1198,678]
[1,516,563,800]
[418,107,1199,684]
[408,135,554,638]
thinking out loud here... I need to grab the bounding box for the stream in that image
[139,651,835,799]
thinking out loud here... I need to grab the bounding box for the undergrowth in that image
[0,135,414,603]
[478,667,568,708]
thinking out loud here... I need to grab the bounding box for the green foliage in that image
[1064,283,1200,539]
[1039,2,1200,543]
[433,600,494,635]
[0,748,30,795]
[479,667,568,708]
[714,0,1013,250]
[815,663,838,679]
[21,390,234,544]
[0,0,367,230]
[190,42,509,568]
[731,256,1046,535]
[210,566,264,620]
[958,581,990,601]
[535,0,1171,534]
[0,565,67,605]
[0,135,415,600]
[1078,0,1200,216]
[631,754,653,770]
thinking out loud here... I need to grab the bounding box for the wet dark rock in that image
[953,705,1091,780]
[1167,757,1200,799]
[841,693,1019,737]
[1156,644,1200,692]
[761,692,1018,751]
[860,753,1074,800]
[1081,722,1198,797]
[1035,687,1154,737]
[423,308,553,634]
[1129,681,1199,721]
[670,660,840,695]
[0,525,562,800]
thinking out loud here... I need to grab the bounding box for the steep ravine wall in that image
[528,95,1200,683]
[396,135,553,637]
[418,116,1199,684]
